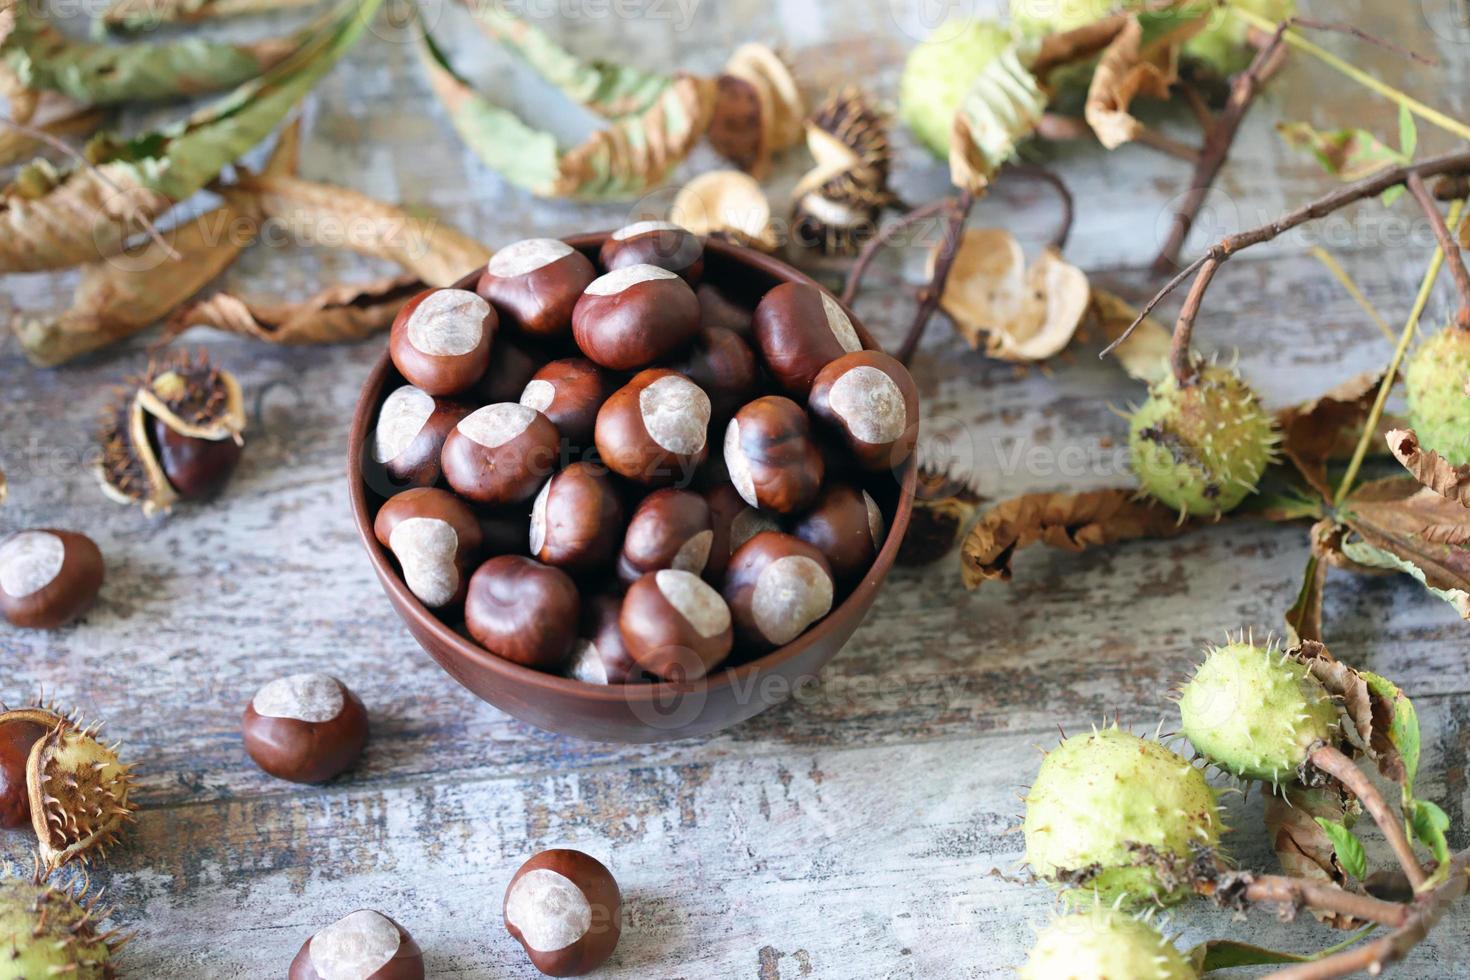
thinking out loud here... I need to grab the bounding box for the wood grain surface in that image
[3,0,1470,976]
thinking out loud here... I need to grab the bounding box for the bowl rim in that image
[347,233,917,704]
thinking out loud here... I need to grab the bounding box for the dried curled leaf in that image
[1341,477,1470,618]
[1275,373,1386,501]
[233,174,491,287]
[0,0,381,272]
[671,170,776,251]
[1295,640,1375,758]
[1085,13,1203,150]
[168,274,422,345]
[1386,428,1470,507]
[947,41,1046,195]
[1089,289,1171,385]
[933,228,1089,362]
[418,29,715,202]
[1263,784,1363,928]
[960,488,1190,588]
[103,0,331,33]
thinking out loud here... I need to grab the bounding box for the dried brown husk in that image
[897,468,983,567]
[960,488,1191,588]
[167,274,422,346]
[27,721,135,870]
[232,174,491,287]
[1088,289,1172,385]
[707,43,804,179]
[1386,428,1470,506]
[791,87,895,256]
[1085,14,1203,150]
[1263,783,1364,928]
[671,170,777,251]
[934,228,1090,362]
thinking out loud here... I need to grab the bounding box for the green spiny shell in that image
[1405,327,1470,466]
[1179,641,1337,783]
[898,18,1011,159]
[1128,365,1277,518]
[0,877,115,979]
[1024,726,1221,908]
[1020,907,1196,980]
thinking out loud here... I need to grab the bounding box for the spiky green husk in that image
[1128,365,1277,518]
[0,877,116,978]
[898,18,1011,158]
[1020,907,1196,980]
[1179,640,1337,784]
[1405,328,1470,466]
[1024,726,1222,908]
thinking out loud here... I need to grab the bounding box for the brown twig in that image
[1261,849,1469,980]
[1134,128,1203,164]
[1168,255,1220,384]
[1152,22,1289,274]
[840,197,955,307]
[1006,164,1074,251]
[0,115,180,261]
[894,191,974,366]
[1309,743,1428,892]
[1289,17,1438,67]
[1102,147,1470,359]
[1407,172,1470,330]
[1178,80,1216,133]
[1241,874,1410,927]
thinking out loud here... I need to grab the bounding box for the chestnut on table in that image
[0,529,104,630]
[241,674,369,784]
[289,909,424,980]
[504,848,622,977]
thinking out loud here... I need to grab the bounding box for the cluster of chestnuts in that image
[369,223,918,684]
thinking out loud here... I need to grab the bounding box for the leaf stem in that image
[1331,199,1465,508]
[1309,743,1428,891]
[1406,174,1470,329]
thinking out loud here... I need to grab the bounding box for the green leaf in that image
[1408,799,1451,869]
[1342,536,1470,621]
[1189,940,1316,971]
[949,41,1047,193]
[1277,120,1411,183]
[1398,103,1418,159]
[1314,818,1369,880]
[1381,184,1407,207]
[1360,670,1421,793]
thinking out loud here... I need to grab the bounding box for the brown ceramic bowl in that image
[349,235,916,743]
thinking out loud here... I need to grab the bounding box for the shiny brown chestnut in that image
[808,350,920,472]
[698,281,753,337]
[0,710,53,829]
[0,529,104,629]
[621,569,734,680]
[505,848,622,977]
[671,326,758,422]
[389,287,496,396]
[370,385,468,490]
[791,483,885,586]
[465,556,580,671]
[519,358,607,448]
[289,909,424,980]
[703,483,780,585]
[752,282,863,396]
[475,336,546,404]
[242,673,369,784]
[151,417,244,499]
[618,489,713,585]
[477,238,597,340]
[723,531,835,651]
[441,404,561,505]
[594,370,711,485]
[374,488,483,609]
[723,396,824,514]
[566,594,640,685]
[529,462,624,573]
[572,264,700,370]
[599,221,704,283]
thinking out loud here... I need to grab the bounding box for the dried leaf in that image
[1360,670,1417,791]
[1386,428,1470,507]
[232,174,491,287]
[1341,477,1470,618]
[959,488,1190,589]
[1263,784,1363,928]
[1284,522,1342,648]
[947,42,1047,195]
[933,228,1090,362]
[418,28,715,202]
[1275,372,1386,502]
[102,0,321,33]
[14,123,301,367]
[1277,121,1411,183]
[0,0,381,272]
[168,274,421,345]
[0,93,103,167]
[1084,13,1204,150]
[1088,289,1171,385]
[1296,640,1375,758]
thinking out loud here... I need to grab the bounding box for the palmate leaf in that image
[947,40,1047,194]
[1277,107,1418,205]
[0,0,382,272]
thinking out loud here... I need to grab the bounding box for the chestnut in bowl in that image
[791,483,885,587]
[703,482,780,585]
[723,531,835,652]
[752,281,862,397]
[723,395,824,514]
[369,385,468,490]
[808,349,920,472]
[572,264,700,370]
[464,556,580,671]
[622,569,734,680]
[477,237,597,340]
[441,403,561,506]
[618,488,713,585]
[599,220,704,282]
[374,488,483,609]
[519,358,607,449]
[389,287,496,396]
[530,462,624,573]
[567,594,640,686]
[595,369,711,485]
[671,326,758,422]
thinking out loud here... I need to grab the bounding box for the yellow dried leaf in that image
[1088,289,1171,385]
[168,275,422,345]
[1084,15,1198,150]
[1387,428,1470,507]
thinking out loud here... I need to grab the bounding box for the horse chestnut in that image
[723,396,824,514]
[599,220,704,282]
[567,594,640,685]
[0,709,54,829]
[791,483,885,586]
[703,483,780,584]
[477,238,597,340]
[529,462,624,573]
[0,529,104,629]
[465,556,580,671]
[242,674,369,784]
[753,282,862,396]
[505,849,622,977]
[370,385,468,489]
[519,358,607,448]
[573,264,700,369]
[595,370,711,485]
[389,288,496,396]
[621,569,734,680]
[374,488,483,609]
[671,326,758,422]
[441,404,561,505]
[723,531,834,650]
[808,350,919,471]
[618,488,714,585]
[289,909,424,980]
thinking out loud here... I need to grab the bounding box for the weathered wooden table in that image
[4,0,1470,976]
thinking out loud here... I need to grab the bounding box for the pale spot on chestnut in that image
[528,480,551,556]
[519,378,556,413]
[253,673,345,723]
[611,220,682,240]
[863,490,885,548]
[724,419,756,506]
[0,531,64,598]
[752,555,833,646]
[672,528,713,574]
[639,375,710,454]
[404,289,489,356]
[655,569,730,638]
[820,292,862,353]
[488,238,575,278]
[827,365,906,444]
[308,910,401,980]
[585,263,680,296]
[729,507,778,552]
[567,639,610,685]
[458,403,537,449]
[504,868,592,953]
[372,386,435,464]
[389,517,460,609]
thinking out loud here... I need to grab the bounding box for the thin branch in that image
[1309,743,1427,891]
[840,197,955,306]
[1006,164,1074,251]
[0,115,180,261]
[1102,148,1470,358]
[1168,255,1220,384]
[1406,173,1470,330]
[1288,17,1438,66]
[1261,849,1469,980]
[1242,874,1411,927]
[1153,22,1289,273]
[1178,80,1215,133]
[895,191,974,366]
